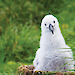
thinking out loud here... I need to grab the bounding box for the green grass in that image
[0,61,32,75]
[0,62,19,75]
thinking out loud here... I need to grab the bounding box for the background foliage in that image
[0,0,75,74]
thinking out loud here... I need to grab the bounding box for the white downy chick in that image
[33,15,74,72]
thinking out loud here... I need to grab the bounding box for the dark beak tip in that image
[51,30,54,34]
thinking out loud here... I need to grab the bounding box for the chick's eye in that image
[45,24,46,26]
[53,21,55,23]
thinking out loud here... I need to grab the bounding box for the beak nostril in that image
[49,24,53,28]
[52,25,53,27]
[49,24,51,25]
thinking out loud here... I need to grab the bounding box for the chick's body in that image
[33,15,74,72]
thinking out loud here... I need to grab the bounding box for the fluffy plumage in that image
[33,15,74,72]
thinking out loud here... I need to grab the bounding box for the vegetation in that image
[0,0,75,74]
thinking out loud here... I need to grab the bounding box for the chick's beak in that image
[49,24,54,34]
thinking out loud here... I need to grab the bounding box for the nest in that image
[17,65,75,75]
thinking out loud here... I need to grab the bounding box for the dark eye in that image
[45,24,46,26]
[53,21,55,23]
